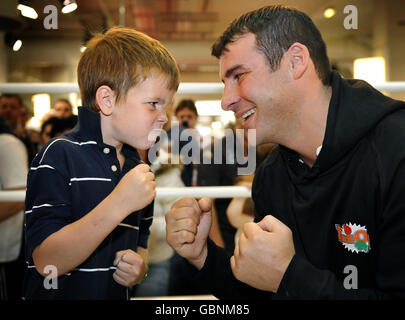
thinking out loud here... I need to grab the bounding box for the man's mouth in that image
[240,107,256,120]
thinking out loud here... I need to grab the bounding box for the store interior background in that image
[0,0,404,138]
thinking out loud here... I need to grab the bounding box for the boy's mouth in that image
[148,128,163,142]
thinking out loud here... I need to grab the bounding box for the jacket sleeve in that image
[276,255,391,299]
[187,238,272,299]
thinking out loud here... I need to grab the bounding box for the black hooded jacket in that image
[189,71,405,299]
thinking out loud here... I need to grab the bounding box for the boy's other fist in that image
[113,249,147,287]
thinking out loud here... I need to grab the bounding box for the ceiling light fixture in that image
[12,39,22,51]
[4,33,23,52]
[17,0,38,19]
[61,0,78,14]
[323,7,336,19]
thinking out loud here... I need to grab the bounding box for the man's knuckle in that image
[185,218,195,229]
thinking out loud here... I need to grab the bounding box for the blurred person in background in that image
[0,94,36,164]
[167,99,226,296]
[40,116,77,146]
[175,99,199,131]
[41,98,78,126]
[0,94,22,133]
[172,99,199,187]
[132,146,184,297]
[53,99,73,119]
[0,115,28,300]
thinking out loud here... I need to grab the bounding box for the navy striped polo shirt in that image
[23,107,153,300]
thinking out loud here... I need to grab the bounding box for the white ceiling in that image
[4,0,374,41]
[2,0,405,81]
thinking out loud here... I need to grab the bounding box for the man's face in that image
[176,108,198,129]
[0,96,21,130]
[219,33,296,146]
[54,101,73,118]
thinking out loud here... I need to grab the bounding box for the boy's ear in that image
[96,85,115,116]
[286,42,309,80]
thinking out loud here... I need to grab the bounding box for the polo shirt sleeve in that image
[25,157,72,259]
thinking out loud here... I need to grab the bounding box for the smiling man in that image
[165,5,405,299]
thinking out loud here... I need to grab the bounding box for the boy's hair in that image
[211,5,331,85]
[174,99,198,116]
[78,27,180,112]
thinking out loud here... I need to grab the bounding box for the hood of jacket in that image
[280,71,405,180]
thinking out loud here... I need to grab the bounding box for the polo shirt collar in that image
[70,106,104,144]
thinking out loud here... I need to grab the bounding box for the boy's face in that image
[108,73,175,150]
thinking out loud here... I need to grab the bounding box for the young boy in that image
[23,27,179,300]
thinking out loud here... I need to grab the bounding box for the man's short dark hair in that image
[211,5,331,85]
[41,116,76,137]
[174,99,198,116]
[0,94,23,106]
[55,98,73,108]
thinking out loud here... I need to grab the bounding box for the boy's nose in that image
[158,111,168,124]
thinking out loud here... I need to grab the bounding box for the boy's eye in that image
[235,73,245,81]
[148,102,158,108]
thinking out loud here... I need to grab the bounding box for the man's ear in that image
[287,42,309,80]
[96,85,115,116]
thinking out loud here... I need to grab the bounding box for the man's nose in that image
[221,84,240,111]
